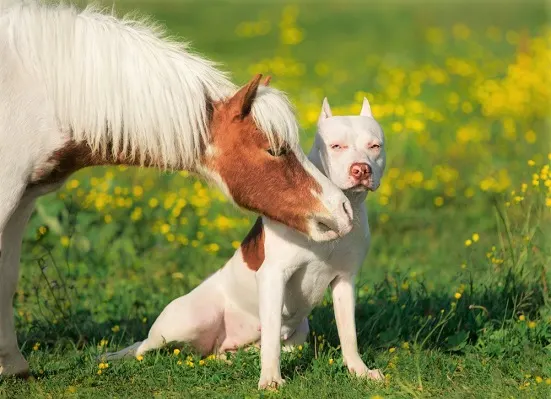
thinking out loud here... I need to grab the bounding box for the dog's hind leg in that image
[105,283,226,361]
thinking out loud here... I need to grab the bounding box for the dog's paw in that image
[346,357,384,381]
[366,368,385,381]
[258,373,285,390]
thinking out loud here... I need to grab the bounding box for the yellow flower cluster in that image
[97,362,109,375]
[38,7,549,270]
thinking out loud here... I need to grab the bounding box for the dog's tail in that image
[102,341,145,361]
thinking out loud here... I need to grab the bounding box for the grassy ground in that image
[2,0,551,397]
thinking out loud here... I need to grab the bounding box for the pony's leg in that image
[0,190,36,377]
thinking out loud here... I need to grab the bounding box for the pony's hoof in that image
[0,356,30,380]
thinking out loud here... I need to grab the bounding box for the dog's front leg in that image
[256,263,286,390]
[330,275,384,381]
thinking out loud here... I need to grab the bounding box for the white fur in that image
[104,98,387,389]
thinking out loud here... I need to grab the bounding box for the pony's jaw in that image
[299,155,355,240]
[305,196,354,241]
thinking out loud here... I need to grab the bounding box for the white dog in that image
[105,97,387,389]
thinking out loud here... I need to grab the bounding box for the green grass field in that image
[2,0,551,397]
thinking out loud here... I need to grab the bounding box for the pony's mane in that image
[1,0,299,169]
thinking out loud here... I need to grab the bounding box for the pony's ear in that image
[360,97,373,118]
[318,97,333,124]
[230,74,263,119]
[263,75,272,86]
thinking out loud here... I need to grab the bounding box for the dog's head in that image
[313,97,386,193]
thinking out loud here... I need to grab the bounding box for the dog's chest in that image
[283,212,369,318]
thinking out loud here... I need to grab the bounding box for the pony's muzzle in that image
[308,196,354,241]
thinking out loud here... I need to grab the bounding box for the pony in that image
[0,0,353,377]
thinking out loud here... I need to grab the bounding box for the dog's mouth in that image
[345,182,375,193]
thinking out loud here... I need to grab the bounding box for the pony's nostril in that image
[342,200,353,222]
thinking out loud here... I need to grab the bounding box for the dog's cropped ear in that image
[360,97,373,118]
[318,97,333,123]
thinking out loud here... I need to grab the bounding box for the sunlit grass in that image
[3,0,550,398]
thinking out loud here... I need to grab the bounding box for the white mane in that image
[0,0,299,169]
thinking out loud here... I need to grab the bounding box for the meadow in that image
[1,0,551,397]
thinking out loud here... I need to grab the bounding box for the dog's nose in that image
[350,163,371,181]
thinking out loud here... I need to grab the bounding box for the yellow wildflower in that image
[133,186,144,197]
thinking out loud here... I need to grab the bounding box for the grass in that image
[2,0,551,397]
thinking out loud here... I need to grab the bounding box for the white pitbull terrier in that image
[105,97,386,389]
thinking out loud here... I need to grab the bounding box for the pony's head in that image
[202,75,353,241]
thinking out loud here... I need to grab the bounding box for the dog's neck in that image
[307,138,368,210]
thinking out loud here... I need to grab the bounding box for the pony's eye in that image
[370,144,381,150]
[330,144,346,150]
[267,147,289,157]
